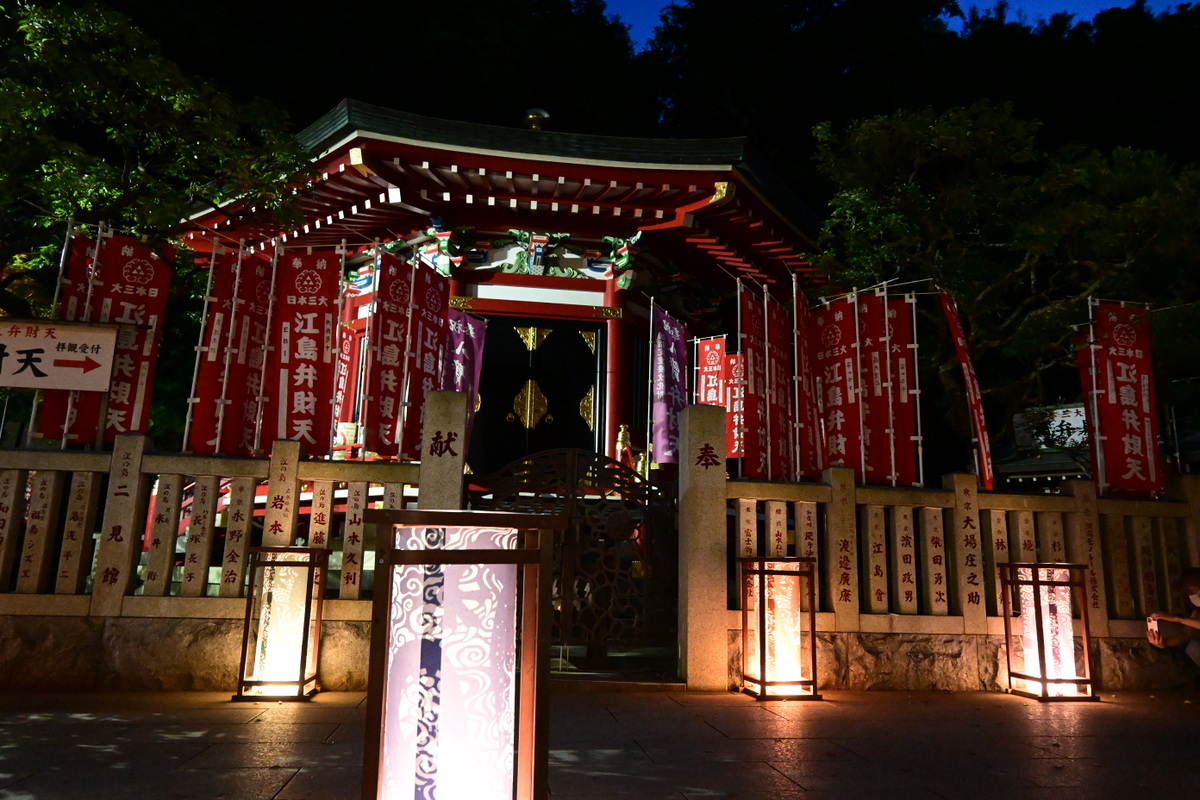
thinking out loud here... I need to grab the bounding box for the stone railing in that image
[677,404,1200,691]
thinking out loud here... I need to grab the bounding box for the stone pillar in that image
[90,435,152,616]
[891,506,918,614]
[824,466,858,631]
[262,440,303,547]
[308,481,335,547]
[340,482,368,600]
[1064,479,1109,637]
[0,469,29,590]
[945,473,987,634]
[417,391,467,510]
[794,500,820,607]
[16,471,66,593]
[56,471,102,594]
[1037,511,1067,562]
[677,405,728,690]
[861,505,888,613]
[141,474,183,597]
[218,477,256,597]
[1169,473,1200,566]
[181,475,219,597]
[920,506,949,616]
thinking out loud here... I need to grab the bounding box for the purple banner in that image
[442,309,487,442]
[651,305,687,464]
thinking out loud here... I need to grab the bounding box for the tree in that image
[1,2,309,446]
[814,101,1200,465]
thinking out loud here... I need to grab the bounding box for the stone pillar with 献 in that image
[180,475,219,597]
[262,440,304,547]
[340,481,368,600]
[0,468,30,590]
[218,477,257,598]
[824,466,859,631]
[891,506,918,614]
[678,404,728,690]
[90,434,152,616]
[1037,511,1067,563]
[418,390,468,510]
[1064,479,1109,638]
[1103,514,1136,619]
[861,504,888,613]
[794,500,820,609]
[16,471,66,593]
[945,472,986,633]
[140,473,183,597]
[55,471,103,594]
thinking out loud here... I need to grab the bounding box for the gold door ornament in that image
[510,379,549,429]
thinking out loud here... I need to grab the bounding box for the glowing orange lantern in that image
[234,547,327,701]
[740,556,821,700]
[999,563,1097,701]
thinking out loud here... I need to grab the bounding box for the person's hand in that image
[1150,611,1176,623]
[1148,627,1167,648]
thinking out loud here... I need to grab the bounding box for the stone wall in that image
[0,616,373,691]
[727,629,1200,693]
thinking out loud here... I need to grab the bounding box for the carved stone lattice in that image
[468,449,675,668]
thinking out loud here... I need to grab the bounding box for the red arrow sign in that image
[52,356,102,374]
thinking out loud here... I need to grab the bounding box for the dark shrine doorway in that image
[467,315,604,476]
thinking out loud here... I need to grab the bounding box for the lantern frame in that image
[362,508,565,800]
[739,556,821,701]
[234,546,328,702]
[999,562,1098,702]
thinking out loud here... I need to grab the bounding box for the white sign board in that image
[0,320,119,392]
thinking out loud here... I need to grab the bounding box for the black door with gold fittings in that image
[468,316,604,475]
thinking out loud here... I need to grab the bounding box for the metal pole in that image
[252,246,280,456]
[181,244,221,452]
[908,293,925,488]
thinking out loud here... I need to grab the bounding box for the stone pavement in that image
[2,687,1198,799]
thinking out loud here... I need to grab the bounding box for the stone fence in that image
[1,397,1198,692]
[678,404,1200,691]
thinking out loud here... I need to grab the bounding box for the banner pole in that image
[26,218,77,449]
[908,293,925,488]
[851,291,865,481]
[647,296,656,465]
[1086,298,1105,493]
[212,242,246,455]
[182,244,221,453]
[252,245,280,457]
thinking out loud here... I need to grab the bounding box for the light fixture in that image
[999,563,1097,701]
[234,546,328,701]
[740,556,821,700]
[362,509,565,800]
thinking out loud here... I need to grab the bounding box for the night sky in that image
[607,1,1168,48]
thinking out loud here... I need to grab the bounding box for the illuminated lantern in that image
[739,556,821,700]
[234,547,328,701]
[999,563,1097,701]
[363,509,564,800]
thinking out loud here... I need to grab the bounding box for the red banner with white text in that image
[765,294,796,481]
[809,295,863,480]
[187,246,242,454]
[793,292,824,481]
[399,263,449,459]
[259,251,341,456]
[40,232,173,443]
[1080,301,1163,496]
[363,253,413,457]
[739,285,768,478]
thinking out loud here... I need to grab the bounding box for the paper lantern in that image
[999,563,1097,701]
[234,547,327,701]
[740,556,821,700]
[362,509,565,800]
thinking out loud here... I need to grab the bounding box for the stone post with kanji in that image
[945,472,987,635]
[90,435,152,616]
[824,466,858,631]
[417,391,467,510]
[678,404,727,690]
[262,440,304,547]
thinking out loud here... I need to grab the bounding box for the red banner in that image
[765,294,796,481]
[739,285,768,478]
[695,337,726,406]
[363,253,413,457]
[1080,301,1163,496]
[726,353,746,458]
[40,232,173,443]
[399,263,449,459]
[187,247,241,454]
[939,291,994,490]
[810,295,863,480]
[793,292,824,481]
[225,254,274,456]
[889,298,920,486]
[259,250,341,456]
